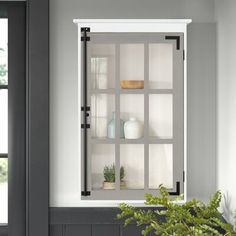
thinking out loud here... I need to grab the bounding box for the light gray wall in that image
[215,0,236,222]
[50,0,217,206]
[187,23,216,200]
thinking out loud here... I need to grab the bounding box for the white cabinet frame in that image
[74,19,192,206]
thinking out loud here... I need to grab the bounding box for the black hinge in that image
[81,106,90,112]
[81,124,90,129]
[183,50,185,60]
[81,27,90,41]
[81,27,90,32]
[81,191,91,196]
[183,171,185,182]
[81,36,90,41]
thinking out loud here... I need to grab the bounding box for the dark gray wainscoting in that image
[50,208,226,236]
[50,208,155,236]
[0,225,7,236]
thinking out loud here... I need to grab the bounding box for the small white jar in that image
[124,117,143,139]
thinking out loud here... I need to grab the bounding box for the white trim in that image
[75,19,191,206]
[50,192,186,207]
[52,200,186,208]
[183,25,188,203]
[77,28,82,205]
[73,19,192,24]
[73,19,192,34]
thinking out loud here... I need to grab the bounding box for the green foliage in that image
[120,166,125,181]
[0,47,8,85]
[0,64,7,77]
[103,164,115,182]
[117,185,236,236]
[0,159,8,183]
[103,164,125,183]
[234,211,236,232]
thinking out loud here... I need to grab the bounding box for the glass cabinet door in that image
[81,32,184,200]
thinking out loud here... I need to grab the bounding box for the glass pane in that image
[149,44,173,89]
[0,89,8,153]
[120,94,144,139]
[0,18,8,224]
[120,144,144,189]
[90,44,115,89]
[0,19,8,85]
[149,94,173,139]
[91,144,115,190]
[149,144,173,189]
[0,158,8,223]
[120,44,144,89]
[91,94,115,138]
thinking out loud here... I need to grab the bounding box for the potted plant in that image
[103,164,125,190]
[117,185,236,236]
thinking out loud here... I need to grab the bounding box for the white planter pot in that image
[124,117,143,139]
[120,181,126,189]
[103,182,115,190]
[103,181,126,190]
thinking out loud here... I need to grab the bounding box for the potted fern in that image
[117,185,236,235]
[103,164,125,190]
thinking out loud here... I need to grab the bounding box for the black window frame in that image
[0,1,49,236]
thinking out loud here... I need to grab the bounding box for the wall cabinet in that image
[74,19,191,204]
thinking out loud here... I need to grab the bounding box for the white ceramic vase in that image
[124,117,143,139]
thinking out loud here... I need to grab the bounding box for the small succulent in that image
[120,166,125,182]
[103,164,125,183]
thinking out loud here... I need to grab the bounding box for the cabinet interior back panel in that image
[149,94,173,139]
[149,43,173,89]
[120,44,144,81]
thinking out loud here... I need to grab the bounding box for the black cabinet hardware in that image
[168,182,180,196]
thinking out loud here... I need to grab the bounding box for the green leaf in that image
[116,185,234,235]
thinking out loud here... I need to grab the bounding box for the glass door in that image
[81,32,184,200]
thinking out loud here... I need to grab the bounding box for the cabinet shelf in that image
[149,138,173,144]
[148,89,173,94]
[91,138,115,144]
[119,138,145,144]
[90,89,115,94]
[120,89,173,94]
[90,137,173,144]
[90,88,173,95]
[119,89,144,94]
